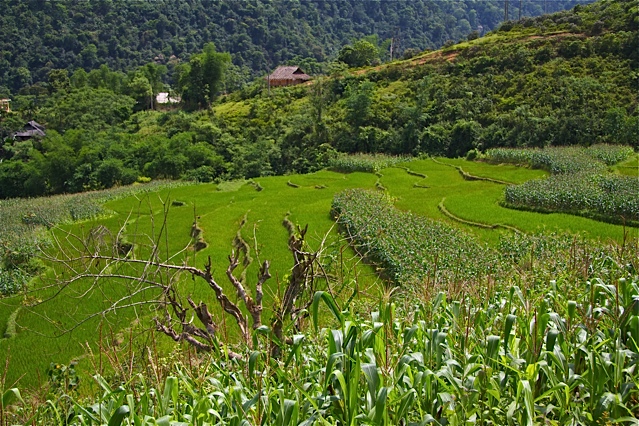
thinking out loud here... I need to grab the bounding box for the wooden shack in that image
[14,121,46,140]
[266,66,311,87]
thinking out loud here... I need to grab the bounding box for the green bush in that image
[183,165,217,183]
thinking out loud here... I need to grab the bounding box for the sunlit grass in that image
[383,158,637,244]
[0,171,381,387]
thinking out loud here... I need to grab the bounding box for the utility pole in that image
[519,0,522,20]
[504,0,509,21]
[390,27,400,62]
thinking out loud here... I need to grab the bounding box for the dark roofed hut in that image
[14,121,46,140]
[267,66,311,87]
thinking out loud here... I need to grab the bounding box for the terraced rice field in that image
[1,157,636,388]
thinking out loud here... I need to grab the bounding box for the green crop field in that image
[614,153,639,177]
[0,158,637,390]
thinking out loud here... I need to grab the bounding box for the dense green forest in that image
[0,0,636,200]
[0,0,592,95]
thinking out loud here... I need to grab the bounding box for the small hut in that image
[266,66,311,87]
[14,121,46,140]
[155,92,182,108]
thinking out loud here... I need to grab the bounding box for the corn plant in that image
[10,265,638,425]
[486,145,634,174]
[504,172,639,224]
[328,154,407,174]
[331,189,502,293]
[486,145,638,224]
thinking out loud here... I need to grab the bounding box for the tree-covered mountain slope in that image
[207,0,638,164]
[0,0,591,94]
[0,0,635,199]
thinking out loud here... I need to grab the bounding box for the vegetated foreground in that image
[0,154,637,424]
[0,0,637,422]
[7,231,639,424]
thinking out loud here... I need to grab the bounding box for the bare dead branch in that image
[226,251,271,331]
[37,196,337,364]
[187,297,217,337]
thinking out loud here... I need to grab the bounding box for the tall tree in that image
[142,62,167,110]
[47,69,71,94]
[338,39,380,68]
[127,73,153,110]
[177,43,231,109]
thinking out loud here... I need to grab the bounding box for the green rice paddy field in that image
[0,157,637,389]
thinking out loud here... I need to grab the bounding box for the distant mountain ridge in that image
[0,0,592,94]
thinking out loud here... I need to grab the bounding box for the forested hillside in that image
[0,0,636,199]
[0,0,591,94]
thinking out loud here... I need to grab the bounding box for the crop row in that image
[331,189,500,290]
[586,144,636,166]
[486,145,637,222]
[505,173,639,223]
[328,153,407,173]
[486,144,634,174]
